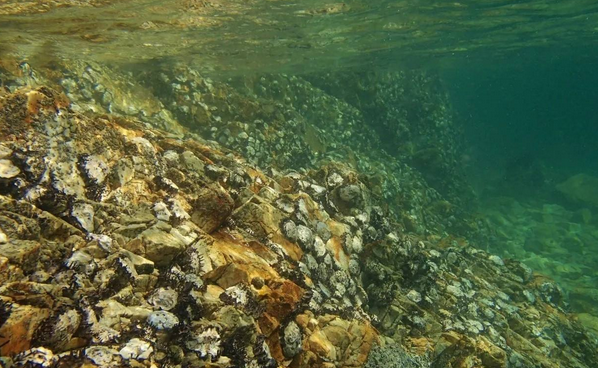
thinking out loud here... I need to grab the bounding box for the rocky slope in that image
[0,64,597,368]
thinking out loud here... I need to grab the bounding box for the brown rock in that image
[478,336,507,368]
[231,200,303,261]
[307,331,336,361]
[139,227,187,267]
[300,315,378,368]
[0,301,50,356]
[0,240,40,273]
[190,185,234,233]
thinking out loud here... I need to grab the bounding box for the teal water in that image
[446,55,598,315]
[444,57,598,180]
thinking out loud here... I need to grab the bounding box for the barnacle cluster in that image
[0,63,596,368]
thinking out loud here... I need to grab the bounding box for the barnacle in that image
[148,288,178,311]
[186,327,221,360]
[14,347,57,368]
[220,284,264,318]
[221,325,253,367]
[147,310,180,330]
[82,306,120,344]
[281,321,302,358]
[84,345,122,367]
[32,308,81,352]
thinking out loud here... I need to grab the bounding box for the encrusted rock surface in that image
[0,86,378,368]
[0,69,597,368]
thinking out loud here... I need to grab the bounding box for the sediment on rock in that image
[0,71,596,368]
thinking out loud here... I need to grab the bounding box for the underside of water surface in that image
[0,1,598,367]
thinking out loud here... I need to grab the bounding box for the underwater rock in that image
[339,184,362,205]
[147,310,180,330]
[0,159,20,179]
[139,227,188,267]
[190,185,234,233]
[282,321,302,358]
[186,327,221,359]
[14,347,57,368]
[295,225,314,248]
[119,338,153,361]
[71,202,95,233]
[148,287,178,310]
[364,342,425,368]
[556,173,598,208]
[85,346,122,367]
[0,82,597,368]
[0,303,51,356]
[32,308,81,352]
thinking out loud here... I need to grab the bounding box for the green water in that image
[2,0,598,319]
[2,0,598,73]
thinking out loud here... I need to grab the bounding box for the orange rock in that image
[190,184,234,233]
[406,336,433,355]
[292,349,318,368]
[258,313,280,336]
[206,263,252,289]
[307,331,336,360]
[295,313,312,331]
[326,236,346,267]
[267,330,285,363]
[299,315,378,368]
[262,283,303,322]
[0,301,50,356]
[477,336,506,368]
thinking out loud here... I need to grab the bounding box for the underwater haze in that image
[1,0,598,367]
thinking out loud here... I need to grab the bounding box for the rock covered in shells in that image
[119,338,153,360]
[0,71,596,368]
[147,310,180,330]
[149,288,178,310]
[282,321,302,358]
[14,347,57,368]
[186,327,221,359]
[85,346,122,367]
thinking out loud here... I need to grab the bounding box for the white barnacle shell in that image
[119,338,153,360]
[282,321,302,358]
[72,202,95,232]
[84,154,110,184]
[66,250,95,272]
[131,137,156,156]
[169,198,191,219]
[148,288,178,310]
[147,310,179,330]
[88,233,115,252]
[295,225,314,248]
[186,327,221,359]
[223,285,249,306]
[85,346,121,367]
[14,347,57,367]
[163,150,179,164]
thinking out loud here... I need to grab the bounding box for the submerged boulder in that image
[556,173,598,208]
[0,80,597,368]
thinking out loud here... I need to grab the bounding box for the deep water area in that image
[443,54,598,321]
[1,1,598,368]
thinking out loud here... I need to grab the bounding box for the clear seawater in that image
[2,0,598,316]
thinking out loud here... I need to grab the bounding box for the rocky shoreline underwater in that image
[0,62,597,368]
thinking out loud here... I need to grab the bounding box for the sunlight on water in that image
[1,0,598,73]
